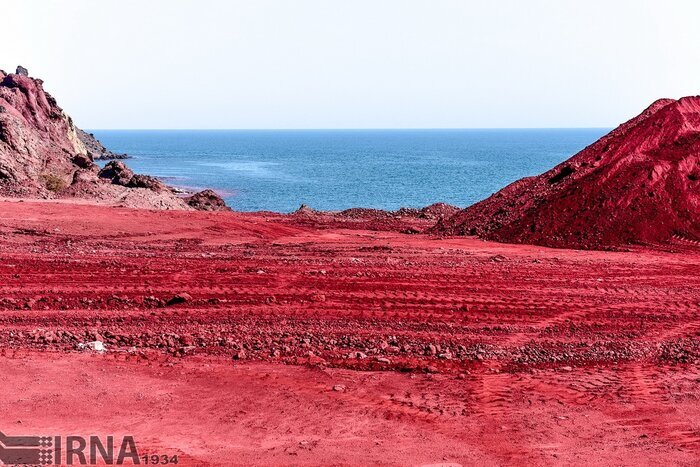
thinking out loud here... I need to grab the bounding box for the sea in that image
[91,129,608,213]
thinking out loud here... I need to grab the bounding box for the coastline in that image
[87,128,609,213]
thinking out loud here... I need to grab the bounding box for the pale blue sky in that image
[2,0,699,129]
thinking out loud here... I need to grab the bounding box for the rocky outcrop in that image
[0,68,87,197]
[185,189,231,211]
[98,161,134,185]
[127,174,169,192]
[0,66,229,211]
[76,128,129,160]
[96,161,167,192]
[435,97,700,249]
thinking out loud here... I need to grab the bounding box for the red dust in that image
[0,199,699,465]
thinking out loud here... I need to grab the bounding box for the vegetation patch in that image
[40,173,67,192]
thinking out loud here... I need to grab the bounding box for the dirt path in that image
[0,200,698,465]
[1,352,697,466]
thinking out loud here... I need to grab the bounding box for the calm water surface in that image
[91,129,607,212]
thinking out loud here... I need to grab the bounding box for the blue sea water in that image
[91,129,607,213]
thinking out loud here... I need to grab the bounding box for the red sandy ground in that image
[0,199,699,466]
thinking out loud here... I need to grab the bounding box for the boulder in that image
[186,189,231,211]
[72,153,95,169]
[166,293,193,306]
[98,161,134,186]
[127,174,168,192]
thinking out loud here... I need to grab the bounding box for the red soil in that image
[1,199,699,465]
[437,97,700,250]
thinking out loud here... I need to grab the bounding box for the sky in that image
[2,0,699,129]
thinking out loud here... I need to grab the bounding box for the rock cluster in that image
[5,315,698,368]
[97,161,168,192]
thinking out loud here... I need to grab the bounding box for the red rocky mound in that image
[0,66,228,211]
[436,97,700,249]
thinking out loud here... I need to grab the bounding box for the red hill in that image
[436,97,700,249]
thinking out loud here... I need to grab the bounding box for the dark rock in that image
[294,204,317,215]
[72,153,94,169]
[127,174,168,192]
[98,161,134,186]
[15,66,29,76]
[166,293,192,306]
[186,189,231,211]
[76,128,130,160]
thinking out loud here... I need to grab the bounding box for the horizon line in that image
[85,127,613,132]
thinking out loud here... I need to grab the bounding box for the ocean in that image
[91,129,607,213]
